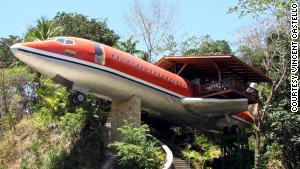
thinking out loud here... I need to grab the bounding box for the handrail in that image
[194,79,258,100]
[146,134,173,169]
[161,144,173,169]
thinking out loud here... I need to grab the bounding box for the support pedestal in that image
[108,95,141,142]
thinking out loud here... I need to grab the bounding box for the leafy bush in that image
[194,134,221,161]
[59,108,86,137]
[35,78,69,117]
[258,142,285,169]
[42,145,67,169]
[182,134,221,169]
[110,122,165,169]
[182,150,203,169]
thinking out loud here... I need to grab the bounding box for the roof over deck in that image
[155,55,272,83]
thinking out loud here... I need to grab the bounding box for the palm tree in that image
[23,17,63,42]
[118,35,142,55]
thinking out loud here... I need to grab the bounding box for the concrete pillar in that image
[109,95,141,142]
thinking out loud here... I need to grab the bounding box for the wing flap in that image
[181,98,248,117]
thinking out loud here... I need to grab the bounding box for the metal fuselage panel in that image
[11,46,203,126]
[10,37,255,130]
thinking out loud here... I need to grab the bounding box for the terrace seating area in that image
[193,79,259,104]
[155,55,271,104]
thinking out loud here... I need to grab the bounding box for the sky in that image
[0,0,255,51]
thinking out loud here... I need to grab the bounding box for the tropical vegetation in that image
[0,0,298,168]
[110,122,165,169]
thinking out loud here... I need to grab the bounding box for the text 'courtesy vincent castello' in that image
[290,2,299,112]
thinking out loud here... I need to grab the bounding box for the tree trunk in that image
[1,70,9,115]
[254,129,261,169]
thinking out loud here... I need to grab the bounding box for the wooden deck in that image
[193,79,259,104]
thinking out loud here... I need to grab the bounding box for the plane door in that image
[93,43,104,65]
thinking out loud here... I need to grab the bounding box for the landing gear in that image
[71,92,86,105]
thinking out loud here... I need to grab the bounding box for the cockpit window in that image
[65,39,74,45]
[56,38,65,44]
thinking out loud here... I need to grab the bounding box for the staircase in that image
[172,157,190,169]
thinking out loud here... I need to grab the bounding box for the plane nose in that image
[10,43,24,59]
[10,43,21,52]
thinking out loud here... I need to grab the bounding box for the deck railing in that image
[193,79,258,101]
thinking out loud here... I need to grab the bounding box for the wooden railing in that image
[193,79,258,101]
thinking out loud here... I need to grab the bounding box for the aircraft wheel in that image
[71,92,86,105]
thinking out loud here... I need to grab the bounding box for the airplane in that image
[10,37,255,133]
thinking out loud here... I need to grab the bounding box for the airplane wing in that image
[181,98,248,118]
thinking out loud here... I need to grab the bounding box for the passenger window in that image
[117,56,120,60]
[112,54,115,58]
[56,38,65,44]
[65,39,74,45]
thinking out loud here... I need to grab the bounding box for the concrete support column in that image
[110,95,141,142]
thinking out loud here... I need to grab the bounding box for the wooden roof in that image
[155,55,272,82]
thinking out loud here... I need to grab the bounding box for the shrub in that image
[35,78,69,117]
[42,145,67,169]
[182,149,203,169]
[59,108,86,137]
[110,122,165,169]
[182,134,221,169]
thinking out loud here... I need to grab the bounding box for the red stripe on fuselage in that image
[23,38,193,97]
[102,45,193,97]
[21,37,255,124]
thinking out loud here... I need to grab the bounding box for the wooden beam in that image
[177,63,188,75]
[214,62,222,81]
[217,62,249,81]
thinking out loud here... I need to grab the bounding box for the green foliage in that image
[194,135,221,162]
[30,139,45,166]
[24,17,64,42]
[238,17,298,168]
[110,122,165,169]
[0,66,35,131]
[35,78,69,117]
[258,142,285,169]
[159,34,232,56]
[19,156,31,169]
[59,108,86,136]
[228,0,294,18]
[117,35,142,55]
[182,150,204,169]
[182,134,221,169]
[0,35,21,68]
[185,39,232,56]
[41,145,67,169]
[53,12,120,46]
[1,11,119,169]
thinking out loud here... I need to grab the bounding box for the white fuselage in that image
[11,45,207,125]
[11,44,251,131]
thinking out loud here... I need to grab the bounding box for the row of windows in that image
[47,37,75,45]
[111,53,188,88]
